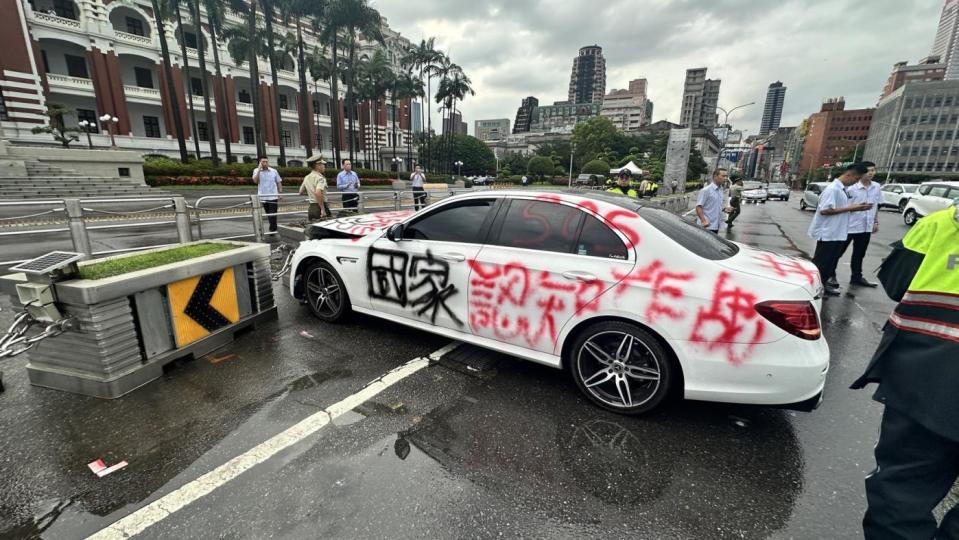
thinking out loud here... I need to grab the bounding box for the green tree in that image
[167,0,201,159]
[402,37,443,169]
[280,0,326,156]
[418,134,494,176]
[527,155,554,179]
[306,46,338,159]
[571,116,618,165]
[202,0,232,162]
[501,153,529,177]
[223,18,268,158]
[356,49,393,168]
[687,143,709,179]
[581,159,610,175]
[187,0,218,164]
[434,58,474,174]
[31,103,78,147]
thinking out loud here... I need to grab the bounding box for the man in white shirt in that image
[695,168,729,233]
[840,161,883,287]
[253,157,282,232]
[410,165,427,210]
[807,163,874,296]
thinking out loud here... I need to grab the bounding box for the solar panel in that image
[10,251,84,275]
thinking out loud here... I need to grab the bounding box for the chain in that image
[270,243,295,282]
[0,308,76,359]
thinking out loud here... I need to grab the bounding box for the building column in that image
[158,63,191,138]
[214,75,239,144]
[260,81,278,146]
[338,98,347,152]
[87,48,130,135]
[298,89,315,151]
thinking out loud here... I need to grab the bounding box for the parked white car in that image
[902,181,959,226]
[766,183,790,201]
[742,181,768,204]
[880,183,919,212]
[799,182,829,211]
[290,191,828,415]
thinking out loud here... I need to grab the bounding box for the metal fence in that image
[0,187,491,269]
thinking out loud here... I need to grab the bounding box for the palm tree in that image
[402,38,441,168]
[187,0,218,164]
[202,0,231,162]
[316,5,346,166]
[357,50,392,169]
[391,71,422,169]
[342,0,383,164]
[150,0,188,162]
[257,0,288,165]
[306,46,336,158]
[435,64,473,174]
[166,0,201,159]
[279,0,325,156]
[223,18,267,157]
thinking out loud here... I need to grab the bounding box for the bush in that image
[527,156,555,178]
[146,176,394,187]
[582,159,610,175]
[143,159,411,186]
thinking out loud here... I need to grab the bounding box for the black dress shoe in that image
[826,277,839,288]
[823,287,841,297]
[850,276,879,288]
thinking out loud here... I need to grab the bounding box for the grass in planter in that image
[79,243,238,280]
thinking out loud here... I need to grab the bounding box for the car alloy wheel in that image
[800,200,807,210]
[569,322,672,415]
[305,261,350,322]
[903,209,918,227]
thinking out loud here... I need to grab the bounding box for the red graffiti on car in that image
[689,271,765,365]
[612,260,695,323]
[752,253,817,285]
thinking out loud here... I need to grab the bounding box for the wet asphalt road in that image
[0,196,931,539]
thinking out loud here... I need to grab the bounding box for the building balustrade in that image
[46,73,93,90]
[114,29,153,46]
[32,11,81,29]
[124,85,161,100]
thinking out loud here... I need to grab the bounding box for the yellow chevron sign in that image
[168,268,240,347]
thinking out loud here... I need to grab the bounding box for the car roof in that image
[454,189,643,211]
[920,180,959,187]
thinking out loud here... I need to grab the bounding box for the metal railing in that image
[0,187,492,268]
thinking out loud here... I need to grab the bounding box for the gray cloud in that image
[373,0,942,133]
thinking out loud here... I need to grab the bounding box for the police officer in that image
[607,170,638,198]
[852,204,959,539]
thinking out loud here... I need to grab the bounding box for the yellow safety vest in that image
[607,186,638,198]
[901,207,959,295]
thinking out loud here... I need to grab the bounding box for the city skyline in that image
[370,0,942,135]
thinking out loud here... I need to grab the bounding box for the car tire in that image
[904,209,919,227]
[800,200,808,211]
[567,321,673,415]
[898,199,908,213]
[304,260,351,322]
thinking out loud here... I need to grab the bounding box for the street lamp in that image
[454,160,463,177]
[714,102,756,171]
[77,120,94,149]
[392,156,402,181]
[99,114,118,148]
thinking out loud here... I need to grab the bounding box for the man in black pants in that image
[839,161,882,287]
[252,157,282,233]
[806,163,874,296]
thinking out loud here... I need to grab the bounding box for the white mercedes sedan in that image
[289,190,828,415]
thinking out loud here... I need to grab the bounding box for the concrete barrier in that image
[0,240,277,398]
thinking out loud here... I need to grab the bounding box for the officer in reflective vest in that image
[852,205,959,539]
[607,170,638,198]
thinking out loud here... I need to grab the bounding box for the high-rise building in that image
[600,78,649,131]
[411,101,423,133]
[567,45,607,104]
[799,98,873,175]
[644,100,654,126]
[866,79,959,174]
[443,112,467,135]
[759,81,787,135]
[931,0,959,79]
[513,96,539,134]
[530,102,602,132]
[879,56,946,100]
[680,68,721,130]
[474,119,510,141]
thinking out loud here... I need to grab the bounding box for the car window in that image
[904,185,918,193]
[577,214,628,260]
[404,199,495,243]
[744,182,762,189]
[769,183,787,189]
[491,200,584,254]
[928,185,951,198]
[893,187,903,194]
[808,185,821,194]
[638,207,739,260]
[918,185,932,195]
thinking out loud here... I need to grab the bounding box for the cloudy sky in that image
[370,0,942,135]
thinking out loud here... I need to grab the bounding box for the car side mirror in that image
[386,223,404,242]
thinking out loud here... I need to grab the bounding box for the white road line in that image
[87,345,455,540]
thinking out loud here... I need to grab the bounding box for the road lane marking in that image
[87,344,457,540]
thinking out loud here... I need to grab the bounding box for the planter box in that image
[0,241,277,398]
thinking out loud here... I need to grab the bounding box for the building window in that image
[921,115,929,123]
[77,108,98,132]
[926,131,934,140]
[934,97,943,107]
[125,16,144,36]
[143,116,161,138]
[197,121,208,141]
[190,77,203,96]
[281,130,292,147]
[134,67,153,88]
[238,89,251,104]
[947,96,954,107]
[279,94,289,110]
[184,31,198,49]
[65,54,88,78]
[53,0,76,19]
[242,126,254,144]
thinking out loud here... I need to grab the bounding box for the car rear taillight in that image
[755,301,821,340]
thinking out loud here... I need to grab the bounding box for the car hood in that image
[718,245,822,298]
[744,189,767,195]
[309,210,415,239]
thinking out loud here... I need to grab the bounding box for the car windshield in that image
[638,207,739,260]
[743,182,763,189]
[769,183,787,189]
[903,185,918,193]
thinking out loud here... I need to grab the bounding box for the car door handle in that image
[562,271,597,282]
[440,253,466,262]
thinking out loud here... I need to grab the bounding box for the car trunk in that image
[717,245,822,299]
